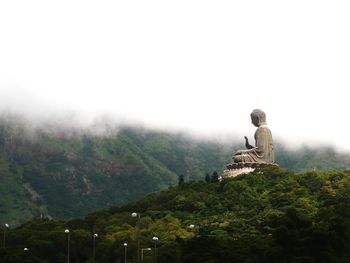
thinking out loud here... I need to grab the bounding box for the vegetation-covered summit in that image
[1,168,350,263]
[1,114,350,225]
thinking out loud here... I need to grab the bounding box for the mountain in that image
[0,115,233,225]
[1,114,350,225]
[1,168,350,263]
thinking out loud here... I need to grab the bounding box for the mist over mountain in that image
[1,113,350,225]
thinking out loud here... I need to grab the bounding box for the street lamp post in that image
[23,247,29,259]
[3,223,9,249]
[141,248,151,261]
[123,243,128,263]
[65,229,70,263]
[152,237,158,263]
[131,212,141,262]
[92,233,98,263]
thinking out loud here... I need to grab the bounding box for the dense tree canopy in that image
[1,167,350,263]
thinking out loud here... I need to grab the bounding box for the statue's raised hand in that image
[244,136,254,149]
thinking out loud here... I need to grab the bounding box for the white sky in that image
[1,1,350,149]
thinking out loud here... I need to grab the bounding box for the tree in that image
[205,173,211,183]
[178,174,185,186]
[211,171,219,183]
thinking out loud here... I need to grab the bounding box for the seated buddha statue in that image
[234,109,275,163]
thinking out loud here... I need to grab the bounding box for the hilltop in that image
[1,167,350,262]
[1,114,350,224]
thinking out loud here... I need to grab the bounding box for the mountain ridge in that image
[1,115,350,225]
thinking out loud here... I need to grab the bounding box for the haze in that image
[1,1,350,150]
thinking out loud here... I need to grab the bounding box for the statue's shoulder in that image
[255,125,272,138]
[256,125,269,132]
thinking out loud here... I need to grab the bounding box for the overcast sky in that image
[1,1,350,149]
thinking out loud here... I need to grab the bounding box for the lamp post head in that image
[152,236,159,241]
[123,243,128,247]
[64,229,70,234]
[94,233,98,237]
[131,212,138,218]
[5,223,9,228]
[24,248,29,251]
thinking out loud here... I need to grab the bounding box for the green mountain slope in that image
[0,118,233,225]
[1,168,350,263]
[1,115,350,225]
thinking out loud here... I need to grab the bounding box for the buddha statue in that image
[234,109,275,163]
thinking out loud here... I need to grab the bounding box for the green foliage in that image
[205,173,211,183]
[2,114,350,226]
[178,174,185,186]
[210,171,219,183]
[0,118,232,224]
[1,169,350,262]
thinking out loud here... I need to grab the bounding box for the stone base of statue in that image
[222,162,278,179]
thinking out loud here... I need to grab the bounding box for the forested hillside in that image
[1,114,350,225]
[1,168,350,263]
[0,115,232,225]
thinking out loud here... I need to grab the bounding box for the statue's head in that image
[250,109,266,127]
